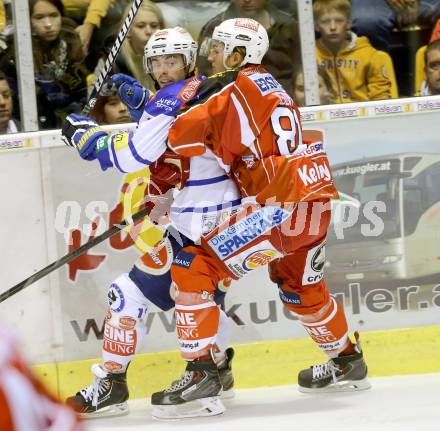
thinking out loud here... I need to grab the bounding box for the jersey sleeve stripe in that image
[230,92,256,147]
[172,143,206,151]
[110,141,127,173]
[233,84,260,135]
[128,137,152,166]
[170,198,242,214]
[186,175,229,186]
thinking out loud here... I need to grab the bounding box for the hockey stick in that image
[0,206,149,304]
[81,0,144,116]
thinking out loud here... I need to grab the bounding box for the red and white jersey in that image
[168,66,338,205]
[0,324,83,431]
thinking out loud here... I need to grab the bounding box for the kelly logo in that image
[297,161,331,186]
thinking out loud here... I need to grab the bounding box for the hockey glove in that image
[61,114,113,170]
[111,73,150,122]
[146,82,186,117]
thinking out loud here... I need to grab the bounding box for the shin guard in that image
[298,297,350,357]
[175,292,220,360]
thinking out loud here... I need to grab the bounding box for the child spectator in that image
[351,0,440,52]
[0,72,19,133]
[90,92,131,125]
[29,0,89,129]
[314,0,393,103]
[420,39,440,95]
[292,66,335,106]
[197,0,301,96]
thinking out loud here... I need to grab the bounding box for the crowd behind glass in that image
[1,0,439,134]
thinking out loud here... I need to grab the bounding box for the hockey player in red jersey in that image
[150,18,370,419]
[61,27,236,418]
[0,322,83,431]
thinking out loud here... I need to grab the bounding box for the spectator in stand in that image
[90,92,131,125]
[197,0,301,95]
[0,73,19,133]
[430,18,440,42]
[351,0,440,52]
[0,1,5,32]
[62,0,125,57]
[28,0,89,129]
[314,0,393,103]
[420,39,440,95]
[114,0,164,91]
[292,66,335,106]
[0,321,83,431]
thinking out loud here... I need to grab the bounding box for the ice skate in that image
[151,358,225,419]
[66,364,129,418]
[298,333,371,393]
[218,347,235,399]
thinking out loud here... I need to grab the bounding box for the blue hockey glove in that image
[61,114,112,169]
[111,73,150,121]
[145,81,187,117]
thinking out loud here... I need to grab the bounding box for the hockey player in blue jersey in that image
[62,27,237,418]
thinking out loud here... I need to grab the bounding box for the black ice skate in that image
[151,358,225,419]
[218,347,235,399]
[66,364,129,418]
[298,333,371,393]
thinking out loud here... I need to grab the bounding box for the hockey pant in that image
[171,201,351,360]
[102,230,230,373]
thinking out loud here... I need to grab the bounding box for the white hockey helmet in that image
[144,27,198,74]
[212,18,269,67]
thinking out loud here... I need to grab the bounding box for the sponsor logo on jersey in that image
[208,206,291,259]
[302,241,326,285]
[278,289,301,305]
[103,323,137,356]
[155,97,178,112]
[305,325,337,344]
[104,361,124,373]
[108,283,125,312]
[242,249,278,271]
[297,160,332,186]
[119,316,137,330]
[252,73,283,95]
[173,251,195,269]
[300,142,324,157]
[311,243,325,272]
[242,154,256,168]
[176,310,199,340]
[179,77,203,102]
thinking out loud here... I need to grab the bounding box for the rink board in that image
[0,97,439,397]
[33,325,440,399]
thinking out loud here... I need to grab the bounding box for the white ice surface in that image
[86,373,439,431]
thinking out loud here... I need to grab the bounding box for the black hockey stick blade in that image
[82,0,144,116]
[0,207,149,304]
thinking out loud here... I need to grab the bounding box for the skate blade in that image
[79,402,129,419]
[152,396,225,420]
[220,388,235,399]
[298,378,372,394]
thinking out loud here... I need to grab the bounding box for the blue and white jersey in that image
[171,149,240,242]
[104,77,241,242]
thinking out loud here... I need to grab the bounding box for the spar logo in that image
[243,249,278,271]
